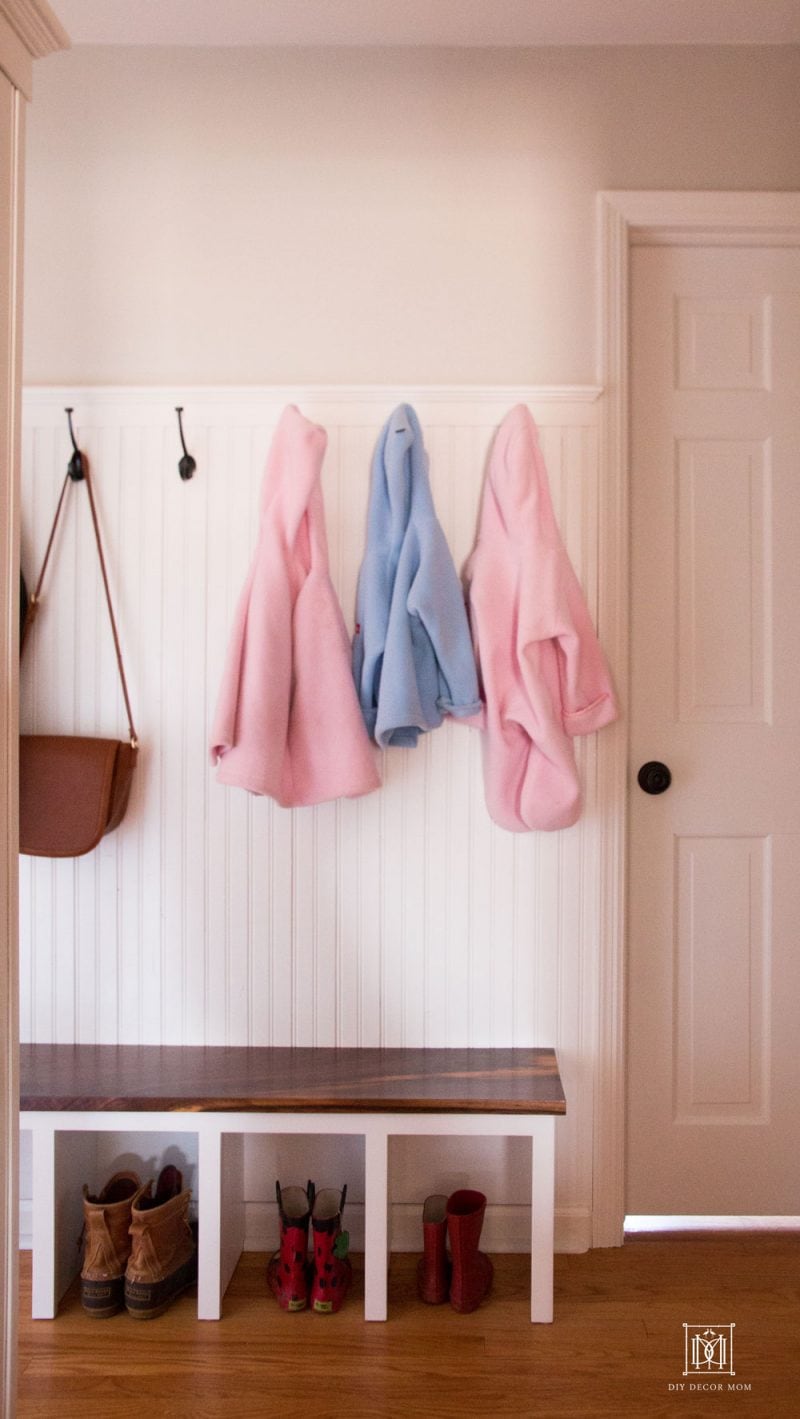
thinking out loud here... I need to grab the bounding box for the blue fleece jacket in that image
[352,404,481,748]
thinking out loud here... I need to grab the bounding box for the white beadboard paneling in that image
[19,385,606,1239]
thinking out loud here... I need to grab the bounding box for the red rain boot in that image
[416,1194,450,1304]
[309,1185,351,1314]
[267,1180,314,1311]
[446,1189,493,1313]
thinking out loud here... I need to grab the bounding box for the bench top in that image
[20,1044,566,1116]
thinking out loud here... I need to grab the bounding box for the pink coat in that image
[210,405,380,808]
[464,405,617,832]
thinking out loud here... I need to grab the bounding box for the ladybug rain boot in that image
[416,1193,450,1304]
[267,1180,315,1312]
[310,1185,351,1314]
[446,1188,493,1314]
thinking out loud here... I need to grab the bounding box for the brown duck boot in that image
[80,1170,145,1317]
[124,1165,198,1319]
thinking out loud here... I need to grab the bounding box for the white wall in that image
[22,45,800,387]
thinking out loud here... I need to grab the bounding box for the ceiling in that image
[48,0,800,49]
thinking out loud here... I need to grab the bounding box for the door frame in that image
[0,4,69,1410]
[594,190,800,1245]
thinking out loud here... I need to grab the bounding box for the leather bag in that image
[19,439,139,858]
[19,736,136,858]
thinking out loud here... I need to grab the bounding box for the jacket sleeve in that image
[518,542,617,738]
[209,565,253,762]
[406,524,482,720]
[352,550,391,740]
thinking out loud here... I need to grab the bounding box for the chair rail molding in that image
[593,189,800,1248]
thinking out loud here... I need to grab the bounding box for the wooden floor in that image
[16,1233,800,1418]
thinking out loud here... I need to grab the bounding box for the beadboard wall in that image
[19,386,607,1253]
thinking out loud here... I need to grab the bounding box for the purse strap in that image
[21,456,139,748]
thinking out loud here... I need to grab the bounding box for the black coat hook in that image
[65,408,85,482]
[175,407,196,481]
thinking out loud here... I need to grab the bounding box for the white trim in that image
[243,1202,592,1255]
[19,1196,593,1257]
[22,383,603,414]
[19,1108,560,1135]
[625,1215,800,1234]
[1,18,67,1405]
[18,1199,31,1251]
[591,193,630,1249]
[0,0,69,96]
[599,190,800,241]
[594,189,800,1249]
[0,0,68,57]
[1,79,23,1419]
[0,8,30,94]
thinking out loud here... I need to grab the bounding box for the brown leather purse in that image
[19,433,139,857]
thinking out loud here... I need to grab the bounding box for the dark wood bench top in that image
[20,1045,566,1116]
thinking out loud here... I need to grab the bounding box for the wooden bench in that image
[20,1044,566,1323]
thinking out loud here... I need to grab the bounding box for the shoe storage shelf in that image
[20,1044,565,1324]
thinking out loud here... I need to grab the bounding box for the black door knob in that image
[637,761,672,795]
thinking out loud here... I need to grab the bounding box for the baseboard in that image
[19,1199,32,1251]
[19,1197,592,1254]
[243,1202,592,1255]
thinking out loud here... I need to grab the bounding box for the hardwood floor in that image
[16,1233,800,1418]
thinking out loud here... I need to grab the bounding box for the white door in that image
[627,242,800,1214]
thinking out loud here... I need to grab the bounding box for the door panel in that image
[673,833,768,1124]
[627,243,800,1215]
[676,438,767,723]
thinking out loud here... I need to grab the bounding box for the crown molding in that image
[0,0,68,96]
[0,0,69,57]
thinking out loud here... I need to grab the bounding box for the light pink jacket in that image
[210,405,380,808]
[464,405,617,832]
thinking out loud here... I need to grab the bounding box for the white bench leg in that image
[30,1126,89,1319]
[530,1116,555,1323]
[197,1128,245,1320]
[197,1129,222,1320]
[363,1127,388,1321]
[219,1133,245,1307]
[30,1124,56,1319]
